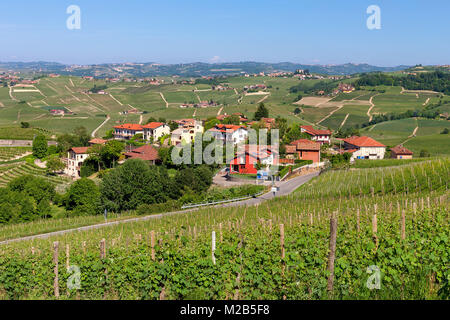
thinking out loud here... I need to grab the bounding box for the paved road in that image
[0,172,319,245]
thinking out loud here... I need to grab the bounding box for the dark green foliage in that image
[100,159,177,212]
[254,103,269,121]
[355,71,450,95]
[32,135,47,159]
[64,178,100,216]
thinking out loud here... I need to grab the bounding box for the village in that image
[63,107,412,182]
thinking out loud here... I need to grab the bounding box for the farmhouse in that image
[340,136,386,162]
[230,145,278,174]
[285,139,321,163]
[50,109,65,116]
[124,144,160,165]
[207,124,248,145]
[390,145,413,159]
[142,122,170,142]
[65,147,89,178]
[113,124,144,140]
[300,125,332,144]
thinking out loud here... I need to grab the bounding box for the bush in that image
[136,200,181,215]
[64,178,100,216]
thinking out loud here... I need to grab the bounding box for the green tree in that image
[32,135,48,159]
[46,155,65,174]
[65,178,100,216]
[100,159,175,212]
[254,103,269,121]
[420,149,430,157]
[100,140,124,168]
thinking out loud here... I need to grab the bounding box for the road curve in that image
[0,172,319,245]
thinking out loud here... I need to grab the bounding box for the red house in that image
[124,144,160,165]
[285,139,321,163]
[230,145,278,174]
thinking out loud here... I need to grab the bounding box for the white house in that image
[300,125,332,145]
[206,124,248,145]
[142,122,170,142]
[340,136,386,162]
[113,124,144,140]
[65,147,89,178]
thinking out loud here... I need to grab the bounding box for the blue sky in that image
[0,0,449,66]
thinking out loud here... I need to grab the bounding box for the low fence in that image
[181,191,265,209]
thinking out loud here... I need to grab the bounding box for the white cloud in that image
[210,56,221,63]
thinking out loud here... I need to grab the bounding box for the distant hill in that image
[0,61,411,77]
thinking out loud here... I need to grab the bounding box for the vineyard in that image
[0,159,448,300]
[0,161,71,190]
[0,147,31,162]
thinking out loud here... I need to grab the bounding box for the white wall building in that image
[142,122,171,142]
[65,147,89,178]
[341,136,386,162]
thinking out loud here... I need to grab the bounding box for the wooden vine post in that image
[66,244,70,271]
[372,214,378,250]
[326,214,338,294]
[53,241,60,299]
[150,230,156,261]
[100,239,106,259]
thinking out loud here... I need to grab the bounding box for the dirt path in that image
[401,120,419,144]
[195,92,202,103]
[8,86,18,101]
[0,172,319,245]
[91,116,111,138]
[339,114,350,129]
[317,105,343,125]
[257,94,270,104]
[367,94,379,122]
[193,109,197,117]
[69,78,75,87]
[139,115,143,125]
[0,101,4,107]
[423,98,430,106]
[217,106,223,116]
[159,92,169,108]
[234,88,239,95]
[109,93,123,106]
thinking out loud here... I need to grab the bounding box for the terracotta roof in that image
[142,122,164,129]
[301,125,332,136]
[391,145,413,155]
[285,145,297,154]
[290,139,321,151]
[89,138,107,145]
[215,124,246,133]
[125,144,159,161]
[342,136,385,148]
[114,124,143,130]
[71,147,89,154]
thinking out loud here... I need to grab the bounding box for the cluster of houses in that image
[64,115,413,179]
[244,84,267,91]
[180,101,218,109]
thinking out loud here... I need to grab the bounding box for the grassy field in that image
[0,75,448,145]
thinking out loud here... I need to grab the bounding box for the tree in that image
[168,121,179,131]
[46,155,65,174]
[441,128,449,134]
[20,122,30,128]
[254,103,269,121]
[73,126,91,146]
[32,135,48,159]
[420,149,430,157]
[65,178,100,216]
[100,140,124,168]
[100,159,175,212]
